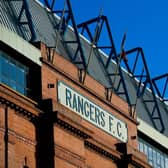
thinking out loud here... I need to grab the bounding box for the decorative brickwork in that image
[55,144,86,168]
[0,127,36,146]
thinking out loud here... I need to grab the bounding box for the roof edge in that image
[137,117,168,150]
[0,24,41,66]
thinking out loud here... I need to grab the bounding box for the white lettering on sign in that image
[57,81,128,142]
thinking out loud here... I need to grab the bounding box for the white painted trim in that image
[0,24,41,66]
[137,117,168,150]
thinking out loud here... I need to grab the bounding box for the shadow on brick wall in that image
[35,99,55,168]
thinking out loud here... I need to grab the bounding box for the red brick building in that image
[0,39,151,167]
[0,0,168,168]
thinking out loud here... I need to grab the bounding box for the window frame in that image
[0,50,29,96]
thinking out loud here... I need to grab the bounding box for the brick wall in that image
[0,106,36,168]
[0,83,39,168]
[40,42,151,168]
[0,42,152,168]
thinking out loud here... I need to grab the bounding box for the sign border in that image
[57,80,128,142]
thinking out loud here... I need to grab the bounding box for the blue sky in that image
[70,0,168,77]
[40,0,168,95]
[41,0,168,77]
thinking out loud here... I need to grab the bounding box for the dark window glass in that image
[0,50,29,96]
[138,137,168,168]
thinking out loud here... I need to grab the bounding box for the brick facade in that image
[0,42,152,168]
